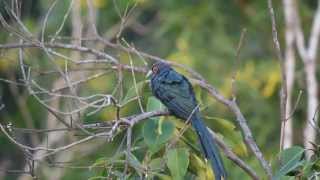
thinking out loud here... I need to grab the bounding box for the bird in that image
[148,61,227,180]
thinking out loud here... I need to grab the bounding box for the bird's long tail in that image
[191,114,227,180]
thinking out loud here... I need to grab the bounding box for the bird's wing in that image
[161,70,184,84]
[156,71,198,119]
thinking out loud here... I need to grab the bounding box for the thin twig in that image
[285,90,303,121]
[231,28,247,101]
[268,0,287,160]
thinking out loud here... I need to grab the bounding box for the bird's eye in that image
[152,66,159,74]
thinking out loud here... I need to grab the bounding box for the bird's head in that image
[146,62,171,78]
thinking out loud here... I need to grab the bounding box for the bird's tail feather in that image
[191,115,227,180]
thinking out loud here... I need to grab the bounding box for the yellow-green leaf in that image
[166,148,189,180]
[206,116,248,156]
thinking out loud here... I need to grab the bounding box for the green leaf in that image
[154,173,172,180]
[146,97,165,134]
[312,158,320,171]
[88,176,108,180]
[148,158,163,172]
[143,97,173,153]
[302,160,316,178]
[91,157,108,168]
[146,96,164,114]
[166,148,189,180]
[143,119,174,154]
[205,116,248,156]
[127,152,144,176]
[121,81,147,105]
[91,154,124,170]
[194,85,203,106]
[273,146,305,179]
[189,154,214,179]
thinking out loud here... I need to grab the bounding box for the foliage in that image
[0,0,319,179]
[273,145,320,179]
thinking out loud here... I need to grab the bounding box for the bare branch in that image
[307,0,320,60]
[267,0,287,158]
[282,0,297,149]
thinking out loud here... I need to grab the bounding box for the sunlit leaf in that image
[91,157,108,169]
[0,50,18,71]
[146,96,165,115]
[194,85,203,106]
[88,176,108,180]
[189,154,214,179]
[262,68,280,97]
[166,148,189,180]
[205,116,248,156]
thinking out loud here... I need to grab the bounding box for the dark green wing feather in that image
[155,70,198,120]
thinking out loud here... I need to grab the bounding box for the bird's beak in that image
[146,70,152,78]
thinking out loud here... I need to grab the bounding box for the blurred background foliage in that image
[0,0,318,179]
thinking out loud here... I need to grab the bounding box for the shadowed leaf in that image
[274,146,305,179]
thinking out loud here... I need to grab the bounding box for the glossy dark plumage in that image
[149,62,227,180]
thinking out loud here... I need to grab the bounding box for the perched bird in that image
[148,62,227,180]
